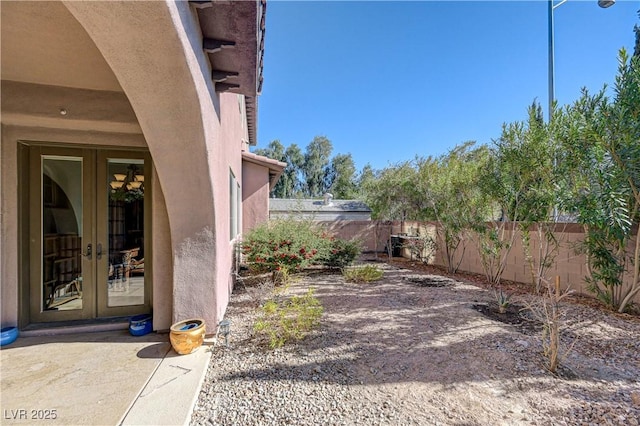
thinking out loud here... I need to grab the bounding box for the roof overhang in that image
[242,151,286,190]
[191,0,266,145]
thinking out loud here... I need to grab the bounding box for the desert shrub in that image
[494,288,512,314]
[253,288,323,349]
[524,278,576,374]
[242,219,361,276]
[322,238,361,268]
[242,219,330,275]
[343,265,384,283]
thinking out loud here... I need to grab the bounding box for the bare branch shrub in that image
[524,277,577,374]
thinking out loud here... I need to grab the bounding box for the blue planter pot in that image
[129,315,152,336]
[1,326,19,347]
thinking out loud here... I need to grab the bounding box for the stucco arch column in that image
[64,1,221,327]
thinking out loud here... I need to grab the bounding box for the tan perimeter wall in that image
[325,219,640,304]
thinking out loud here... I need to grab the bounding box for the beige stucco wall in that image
[2,1,249,331]
[242,161,270,234]
[213,92,246,321]
[65,0,245,329]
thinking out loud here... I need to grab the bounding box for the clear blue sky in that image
[256,0,639,171]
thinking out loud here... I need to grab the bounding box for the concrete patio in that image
[0,329,212,425]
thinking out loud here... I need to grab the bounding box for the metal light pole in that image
[547,0,614,220]
[548,0,615,122]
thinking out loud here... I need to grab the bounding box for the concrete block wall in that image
[320,220,393,252]
[324,219,639,304]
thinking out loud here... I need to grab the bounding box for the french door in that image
[28,146,151,323]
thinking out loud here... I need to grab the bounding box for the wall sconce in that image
[219,319,231,346]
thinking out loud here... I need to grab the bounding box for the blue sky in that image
[256,0,639,171]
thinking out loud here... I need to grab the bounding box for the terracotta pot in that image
[169,318,205,355]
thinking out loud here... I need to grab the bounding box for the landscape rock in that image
[191,260,640,426]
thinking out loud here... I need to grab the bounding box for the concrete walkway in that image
[0,330,212,425]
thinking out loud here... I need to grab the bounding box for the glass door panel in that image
[106,159,145,307]
[29,147,94,322]
[41,157,84,311]
[97,151,150,317]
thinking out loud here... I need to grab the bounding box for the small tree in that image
[417,142,489,273]
[555,47,640,312]
[524,277,576,374]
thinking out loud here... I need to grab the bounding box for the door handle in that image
[82,243,92,260]
[96,243,103,260]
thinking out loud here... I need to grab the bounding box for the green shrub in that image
[343,265,384,283]
[322,238,361,268]
[242,219,361,275]
[253,288,323,349]
[242,219,330,275]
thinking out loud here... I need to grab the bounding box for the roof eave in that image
[242,151,287,190]
[191,0,266,145]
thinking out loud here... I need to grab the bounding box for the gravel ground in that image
[191,262,640,426]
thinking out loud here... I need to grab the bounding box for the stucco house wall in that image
[241,153,286,235]
[1,0,265,333]
[242,161,271,233]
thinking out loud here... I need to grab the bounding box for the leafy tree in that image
[302,136,333,197]
[474,102,560,286]
[253,140,305,198]
[326,153,357,198]
[611,43,640,312]
[356,163,377,197]
[555,46,640,312]
[253,139,285,161]
[277,144,305,198]
[361,160,423,221]
[416,141,490,273]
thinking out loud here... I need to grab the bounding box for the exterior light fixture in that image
[597,0,615,8]
[219,319,231,346]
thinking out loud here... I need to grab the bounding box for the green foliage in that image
[343,265,384,283]
[553,45,640,311]
[242,219,361,276]
[254,140,305,198]
[254,136,359,199]
[472,101,560,287]
[473,223,514,286]
[326,153,358,198]
[361,160,424,221]
[303,136,333,197]
[416,141,491,272]
[253,288,323,349]
[494,289,511,314]
[242,219,329,276]
[482,102,557,223]
[322,238,360,269]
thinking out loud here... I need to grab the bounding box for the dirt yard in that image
[191,259,640,426]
